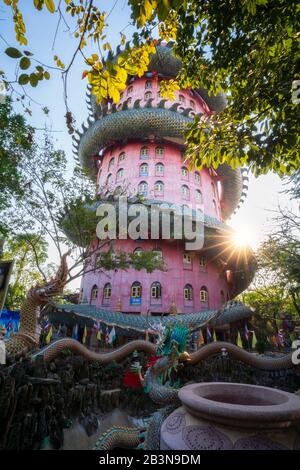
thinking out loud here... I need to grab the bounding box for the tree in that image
[0,99,33,234]
[241,170,300,319]
[2,233,48,309]
[1,128,164,288]
[1,1,299,174]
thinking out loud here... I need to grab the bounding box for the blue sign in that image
[130,297,141,305]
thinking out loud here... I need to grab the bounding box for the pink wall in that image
[80,239,230,315]
[81,74,232,314]
[97,141,222,221]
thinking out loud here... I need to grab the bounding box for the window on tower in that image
[200,286,209,302]
[151,281,162,299]
[196,189,203,203]
[140,146,149,159]
[199,256,206,267]
[145,91,152,100]
[195,171,201,184]
[181,166,189,179]
[155,162,164,176]
[184,284,193,301]
[108,157,114,170]
[220,290,225,304]
[154,180,164,195]
[103,283,112,300]
[190,100,195,109]
[139,163,148,176]
[116,168,124,181]
[156,146,164,157]
[138,181,148,196]
[91,285,98,301]
[213,199,218,215]
[183,252,192,265]
[181,185,190,200]
[118,152,125,163]
[131,282,142,299]
[106,173,113,185]
[127,85,133,95]
[179,94,185,105]
[145,80,152,89]
[152,248,163,260]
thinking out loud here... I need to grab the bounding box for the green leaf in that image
[20,57,31,70]
[5,47,23,59]
[18,74,29,85]
[29,74,38,87]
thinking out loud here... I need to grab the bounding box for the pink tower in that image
[73,43,254,315]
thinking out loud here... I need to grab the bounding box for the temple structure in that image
[71,42,255,316]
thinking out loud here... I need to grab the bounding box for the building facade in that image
[73,43,254,315]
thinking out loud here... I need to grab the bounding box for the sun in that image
[232,229,253,247]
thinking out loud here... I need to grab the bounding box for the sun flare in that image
[232,229,253,247]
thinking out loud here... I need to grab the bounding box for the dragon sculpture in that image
[4,253,298,450]
[5,251,70,360]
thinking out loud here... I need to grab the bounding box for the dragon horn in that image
[35,250,71,298]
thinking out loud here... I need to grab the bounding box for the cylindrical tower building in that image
[72,43,254,315]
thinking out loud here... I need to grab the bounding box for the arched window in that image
[145,91,152,100]
[211,182,216,197]
[196,189,203,203]
[103,283,112,300]
[183,252,192,264]
[127,85,133,95]
[156,146,164,157]
[151,282,162,299]
[179,94,185,105]
[108,157,114,170]
[154,180,164,195]
[195,171,201,185]
[116,168,124,181]
[190,100,195,109]
[114,186,123,197]
[120,92,124,99]
[118,152,125,163]
[91,284,98,300]
[145,80,152,89]
[140,146,149,159]
[184,284,193,301]
[152,248,163,260]
[134,247,144,256]
[139,163,148,176]
[181,166,189,179]
[181,184,190,200]
[213,199,218,215]
[199,256,206,267]
[190,111,196,118]
[106,173,113,185]
[138,181,148,195]
[220,290,225,304]
[127,97,132,106]
[131,281,142,299]
[155,162,164,176]
[200,286,208,302]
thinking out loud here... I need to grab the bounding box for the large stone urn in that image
[160,383,300,450]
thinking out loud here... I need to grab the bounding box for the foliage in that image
[96,249,165,274]
[0,100,33,229]
[1,1,298,175]
[241,170,300,319]
[2,233,48,309]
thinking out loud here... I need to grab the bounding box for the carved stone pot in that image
[160,382,300,450]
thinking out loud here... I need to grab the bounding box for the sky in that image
[0,1,297,289]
